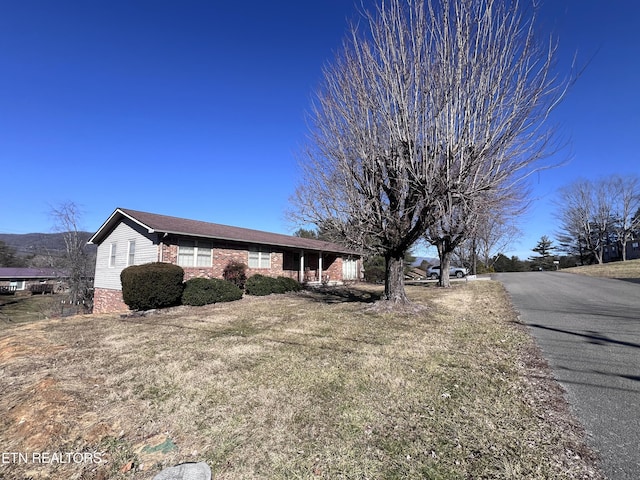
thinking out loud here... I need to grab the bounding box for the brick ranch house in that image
[88,208,363,313]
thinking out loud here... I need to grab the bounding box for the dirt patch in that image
[0,328,66,363]
[7,377,75,451]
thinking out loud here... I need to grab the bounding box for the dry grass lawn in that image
[0,282,602,479]
[0,294,64,330]
[563,258,640,279]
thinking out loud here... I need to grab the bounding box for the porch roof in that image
[0,268,66,279]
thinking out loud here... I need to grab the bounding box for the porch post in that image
[299,250,305,283]
[318,252,323,283]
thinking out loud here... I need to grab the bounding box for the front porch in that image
[282,250,342,285]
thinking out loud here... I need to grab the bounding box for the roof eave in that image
[156,229,356,254]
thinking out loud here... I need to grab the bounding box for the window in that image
[283,251,300,271]
[109,243,117,268]
[178,243,194,266]
[127,240,136,266]
[248,249,271,268]
[178,240,212,267]
[633,242,639,250]
[196,244,212,266]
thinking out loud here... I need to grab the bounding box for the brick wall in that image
[324,255,343,282]
[163,241,296,282]
[93,287,129,314]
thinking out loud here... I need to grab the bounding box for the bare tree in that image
[426,199,473,288]
[50,202,94,310]
[555,177,630,264]
[555,179,596,262]
[592,179,616,262]
[425,192,506,286]
[610,175,640,261]
[454,200,523,274]
[291,0,569,305]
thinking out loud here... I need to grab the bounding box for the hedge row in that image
[182,277,243,306]
[120,263,302,311]
[244,274,302,296]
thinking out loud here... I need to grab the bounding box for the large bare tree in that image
[292,0,569,304]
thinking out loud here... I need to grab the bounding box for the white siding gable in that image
[94,218,158,290]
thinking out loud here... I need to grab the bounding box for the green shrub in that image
[181,277,243,306]
[245,274,301,296]
[277,276,302,292]
[121,262,184,311]
[245,275,279,296]
[223,260,248,290]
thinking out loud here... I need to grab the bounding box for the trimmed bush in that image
[121,262,184,311]
[245,275,279,296]
[223,260,248,290]
[277,276,302,292]
[245,274,301,296]
[182,277,243,306]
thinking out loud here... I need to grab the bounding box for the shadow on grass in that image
[299,286,382,304]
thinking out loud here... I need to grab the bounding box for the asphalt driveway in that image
[494,272,640,479]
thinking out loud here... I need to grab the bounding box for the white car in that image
[427,265,468,279]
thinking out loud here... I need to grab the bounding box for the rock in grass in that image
[152,462,211,480]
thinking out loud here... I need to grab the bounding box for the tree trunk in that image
[471,235,477,276]
[436,241,453,288]
[384,252,408,304]
[595,246,603,264]
[578,237,585,266]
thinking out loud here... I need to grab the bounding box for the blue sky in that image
[1,1,638,261]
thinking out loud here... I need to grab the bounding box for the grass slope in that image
[0,283,602,479]
[563,258,640,279]
[0,294,63,330]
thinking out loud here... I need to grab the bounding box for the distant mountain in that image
[0,232,95,259]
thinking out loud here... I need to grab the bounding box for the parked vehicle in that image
[427,265,468,279]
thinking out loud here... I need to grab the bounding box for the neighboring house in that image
[0,267,66,293]
[88,208,363,313]
[603,238,640,263]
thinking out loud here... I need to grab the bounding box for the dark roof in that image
[0,268,66,279]
[88,208,359,255]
